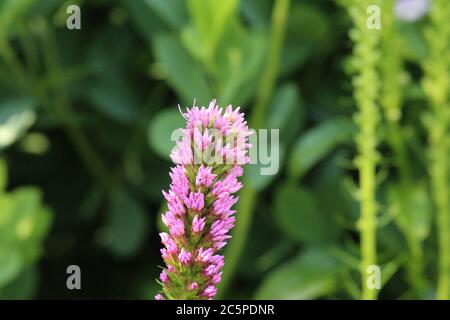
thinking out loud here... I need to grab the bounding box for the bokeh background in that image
[0,0,446,299]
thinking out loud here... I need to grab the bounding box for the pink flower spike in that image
[188,282,199,291]
[160,248,170,260]
[178,248,192,265]
[204,264,219,277]
[169,165,190,196]
[212,272,223,284]
[202,286,217,299]
[160,232,178,254]
[160,270,169,283]
[192,215,206,233]
[162,190,185,216]
[183,191,205,211]
[164,215,185,237]
[157,99,251,300]
[196,247,214,263]
[155,294,165,300]
[196,165,216,187]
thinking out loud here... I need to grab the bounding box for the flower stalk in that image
[380,0,427,295]
[422,0,450,300]
[347,0,382,300]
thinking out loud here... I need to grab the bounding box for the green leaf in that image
[274,183,340,244]
[107,190,148,258]
[86,80,140,123]
[255,247,342,299]
[267,83,304,143]
[186,0,213,42]
[247,145,285,191]
[288,118,356,180]
[240,0,271,29]
[281,3,330,75]
[9,188,52,264]
[0,196,15,234]
[0,185,52,289]
[125,0,166,44]
[381,260,400,287]
[387,182,432,242]
[186,0,238,59]
[0,249,22,287]
[147,108,186,159]
[0,97,36,150]
[216,30,267,105]
[0,266,37,299]
[247,84,303,191]
[181,2,265,105]
[398,22,427,62]
[0,0,37,38]
[142,0,187,30]
[153,33,213,105]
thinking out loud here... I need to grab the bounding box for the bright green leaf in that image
[153,33,213,105]
[186,0,238,59]
[398,22,428,62]
[0,184,52,290]
[0,266,37,299]
[0,249,22,287]
[217,30,266,105]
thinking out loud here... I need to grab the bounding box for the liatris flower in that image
[394,0,430,21]
[155,99,252,300]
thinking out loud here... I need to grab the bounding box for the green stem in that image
[217,0,290,298]
[422,0,450,300]
[405,233,426,296]
[347,0,381,300]
[251,0,290,130]
[428,126,450,299]
[379,0,410,184]
[430,126,450,299]
[359,155,378,300]
[387,123,410,183]
[379,1,425,296]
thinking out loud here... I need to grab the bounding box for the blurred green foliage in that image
[0,158,52,299]
[0,0,448,300]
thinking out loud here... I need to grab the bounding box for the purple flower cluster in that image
[155,100,251,300]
